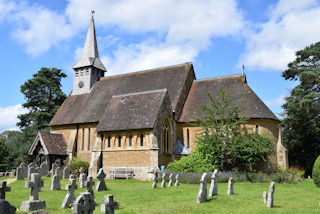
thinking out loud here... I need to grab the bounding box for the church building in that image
[29,16,288,179]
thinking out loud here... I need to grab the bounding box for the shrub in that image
[312,156,320,187]
[67,157,89,177]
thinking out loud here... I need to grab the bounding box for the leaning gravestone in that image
[0,181,11,200]
[79,170,87,189]
[227,177,234,195]
[168,173,173,187]
[0,199,16,214]
[86,176,95,198]
[40,162,48,177]
[61,179,77,209]
[209,169,218,197]
[51,174,61,190]
[63,167,70,179]
[161,173,166,188]
[55,167,63,179]
[28,167,36,180]
[197,173,207,203]
[175,174,179,186]
[96,168,107,191]
[267,182,275,208]
[101,195,115,214]
[20,173,46,212]
[73,192,95,214]
[152,172,157,188]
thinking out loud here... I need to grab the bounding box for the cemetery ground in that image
[2,176,319,213]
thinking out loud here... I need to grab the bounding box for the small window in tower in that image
[255,125,259,134]
[108,136,111,148]
[118,136,121,147]
[80,70,84,76]
[86,69,89,75]
[129,135,132,147]
[140,134,144,146]
[75,71,79,77]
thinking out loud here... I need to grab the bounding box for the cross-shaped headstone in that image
[25,173,43,201]
[100,195,115,214]
[96,168,107,191]
[0,181,11,199]
[66,178,78,190]
[73,192,95,214]
[86,176,95,198]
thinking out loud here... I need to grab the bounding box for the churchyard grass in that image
[4,176,320,213]
[0,176,13,181]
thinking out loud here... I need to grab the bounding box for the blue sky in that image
[1,0,320,132]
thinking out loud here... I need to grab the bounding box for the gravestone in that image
[16,166,25,180]
[197,173,207,203]
[161,173,166,188]
[86,176,95,198]
[51,162,59,176]
[69,174,76,182]
[55,167,63,179]
[28,162,36,170]
[40,162,48,177]
[267,182,275,208]
[51,174,61,190]
[28,167,36,180]
[96,168,107,191]
[209,169,218,197]
[79,168,87,188]
[168,173,173,187]
[61,182,76,208]
[263,191,267,203]
[0,181,11,199]
[35,167,41,176]
[101,195,115,214]
[67,177,78,190]
[20,173,46,212]
[63,167,70,179]
[0,199,16,214]
[175,174,179,186]
[73,192,95,214]
[152,173,157,188]
[227,177,234,195]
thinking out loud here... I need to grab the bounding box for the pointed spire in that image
[73,13,106,72]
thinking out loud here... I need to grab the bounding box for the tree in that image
[281,42,320,176]
[0,138,8,171]
[17,67,67,130]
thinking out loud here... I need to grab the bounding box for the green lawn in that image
[3,176,320,213]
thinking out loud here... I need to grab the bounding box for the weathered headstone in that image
[51,162,59,176]
[0,181,11,199]
[73,192,95,214]
[61,182,76,208]
[152,172,157,188]
[263,191,267,203]
[86,176,95,198]
[28,167,36,180]
[67,177,78,190]
[175,174,179,186]
[28,162,36,170]
[0,199,16,214]
[40,162,48,177]
[227,177,234,195]
[16,166,25,180]
[96,168,107,191]
[20,162,27,176]
[35,167,41,176]
[55,167,63,179]
[79,172,87,189]
[197,173,207,203]
[168,173,173,187]
[51,174,61,190]
[63,167,70,179]
[69,174,76,182]
[209,169,218,197]
[101,195,115,214]
[161,173,166,188]
[267,182,275,208]
[20,173,46,212]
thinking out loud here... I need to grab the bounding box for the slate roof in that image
[50,62,194,126]
[97,89,169,132]
[29,132,67,156]
[179,74,279,122]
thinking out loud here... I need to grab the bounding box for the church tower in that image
[72,14,107,95]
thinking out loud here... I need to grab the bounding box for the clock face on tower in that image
[78,80,84,88]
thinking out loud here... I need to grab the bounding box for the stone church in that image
[29,17,288,179]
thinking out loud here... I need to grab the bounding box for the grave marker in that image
[161,173,166,188]
[168,173,173,187]
[0,181,11,199]
[175,174,179,186]
[152,172,157,188]
[63,167,70,179]
[227,177,234,195]
[267,182,275,208]
[197,173,207,203]
[209,169,218,197]
[100,195,115,214]
[73,192,95,214]
[51,174,61,190]
[96,168,107,191]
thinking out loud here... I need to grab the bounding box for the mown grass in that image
[3,176,320,213]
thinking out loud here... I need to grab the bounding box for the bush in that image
[67,157,89,177]
[312,156,320,187]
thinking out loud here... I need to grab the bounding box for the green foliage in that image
[68,157,89,176]
[281,42,320,176]
[312,156,320,187]
[0,138,8,171]
[167,155,213,173]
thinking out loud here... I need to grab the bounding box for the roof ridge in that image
[112,88,168,98]
[195,73,245,82]
[100,62,192,80]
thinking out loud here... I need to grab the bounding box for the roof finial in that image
[91,10,95,19]
[242,64,245,74]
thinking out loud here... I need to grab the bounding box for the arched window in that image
[100,134,104,150]
[88,128,91,150]
[82,128,85,151]
[118,136,121,147]
[140,134,144,146]
[108,136,111,148]
[166,126,169,151]
[129,135,132,147]
[187,128,190,148]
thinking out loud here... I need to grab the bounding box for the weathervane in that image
[91,10,95,19]
[242,64,245,74]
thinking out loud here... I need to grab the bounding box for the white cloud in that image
[0,104,28,133]
[240,0,320,71]
[264,94,286,108]
[0,0,15,23]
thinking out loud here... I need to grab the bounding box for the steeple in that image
[72,13,107,95]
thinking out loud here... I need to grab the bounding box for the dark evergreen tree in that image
[281,42,320,176]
